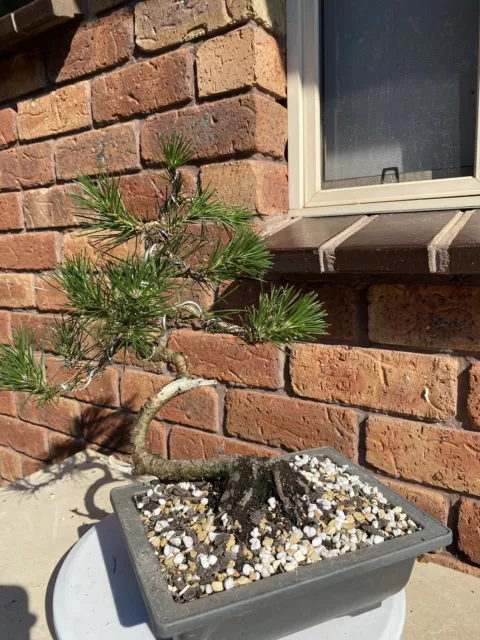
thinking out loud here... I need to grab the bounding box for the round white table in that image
[53,514,406,640]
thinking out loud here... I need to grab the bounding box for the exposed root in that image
[128,371,311,533]
[218,456,311,542]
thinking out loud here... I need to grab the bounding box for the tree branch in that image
[149,345,190,378]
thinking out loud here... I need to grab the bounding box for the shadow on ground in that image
[0,586,36,640]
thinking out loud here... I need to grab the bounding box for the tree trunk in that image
[129,375,310,540]
[130,377,233,479]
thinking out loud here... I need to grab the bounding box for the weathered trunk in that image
[130,376,310,540]
[130,376,234,479]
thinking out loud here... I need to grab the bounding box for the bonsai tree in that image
[0,136,327,529]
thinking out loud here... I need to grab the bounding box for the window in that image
[288,0,480,216]
[0,0,82,52]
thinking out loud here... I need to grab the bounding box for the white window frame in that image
[287,0,480,217]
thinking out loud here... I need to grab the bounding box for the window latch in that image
[380,167,400,184]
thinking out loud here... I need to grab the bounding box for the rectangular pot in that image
[111,447,452,640]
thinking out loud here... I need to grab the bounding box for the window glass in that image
[322,0,479,188]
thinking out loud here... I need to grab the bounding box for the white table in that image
[53,514,406,640]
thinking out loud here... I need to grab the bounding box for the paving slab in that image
[0,451,477,639]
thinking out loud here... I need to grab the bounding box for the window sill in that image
[267,210,480,275]
[0,0,82,52]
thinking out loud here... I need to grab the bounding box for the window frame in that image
[287,0,480,217]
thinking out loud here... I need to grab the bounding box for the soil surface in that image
[133,454,421,602]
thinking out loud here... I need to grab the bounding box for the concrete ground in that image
[0,451,478,640]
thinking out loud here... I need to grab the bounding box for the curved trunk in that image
[129,376,309,540]
[130,377,233,480]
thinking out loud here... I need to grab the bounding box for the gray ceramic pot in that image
[111,447,451,640]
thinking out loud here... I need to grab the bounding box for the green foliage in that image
[50,315,89,369]
[159,133,194,175]
[242,286,328,346]
[50,253,176,357]
[0,328,60,405]
[73,173,142,251]
[200,227,272,283]
[179,187,254,231]
[0,134,328,406]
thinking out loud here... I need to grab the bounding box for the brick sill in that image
[267,210,480,276]
[0,0,82,52]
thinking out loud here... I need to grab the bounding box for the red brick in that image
[0,274,35,308]
[226,0,286,36]
[135,0,230,52]
[18,82,91,142]
[217,280,356,342]
[147,421,168,457]
[92,49,194,125]
[48,9,134,83]
[197,25,286,99]
[120,369,218,431]
[169,330,283,388]
[61,230,136,263]
[119,168,197,221]
[201,160,287,215]
[0,108,16,148]
[169,425,280,460]
[17,393,80,435]
[0,50,46,103]
[36,274,68,312]
[369,285,480,351]
[366,415,480,496]
[45,358,119,407]
[377,476,449,524]
[56,124,140,181]
[81,404,132,453]
[0,391,16,417]
[424,552,480,577]
[0,447,21,481]
[0,141,54,189]
[467,362,480,429]
[291,345,457,421]
[0,232,60,270]
[11,313,55,348]
[0,193,23,231]
[48,431,84,462]
[0,310,11,343]
[21,455,47,477]
[141,93,287,164]
[458,499,480,565]
[226,389,359,458]
[0,414,48,459]
[24,184,80,230]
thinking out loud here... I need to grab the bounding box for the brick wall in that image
[0,0,478,577]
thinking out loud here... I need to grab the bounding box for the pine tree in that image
[0,136,327,522]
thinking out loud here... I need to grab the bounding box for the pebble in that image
[134,455,421,604]
[224,578,235,590]
[183,536,194,548]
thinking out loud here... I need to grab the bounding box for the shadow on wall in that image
[0,585,36,640]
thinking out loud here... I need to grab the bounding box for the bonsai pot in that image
[111,447,451,640]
